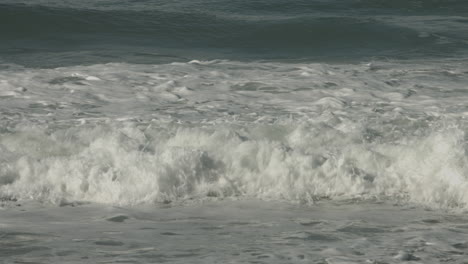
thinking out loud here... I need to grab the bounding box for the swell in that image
[354,0,468,11]
[1,3,467,65]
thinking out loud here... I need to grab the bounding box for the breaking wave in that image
[0,119,467,209]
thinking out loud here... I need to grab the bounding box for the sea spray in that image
[1,117,467,208]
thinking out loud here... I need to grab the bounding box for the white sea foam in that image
[0,119,467,208]
[0,60,467,208]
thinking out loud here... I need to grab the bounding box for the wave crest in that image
[1,120,467,209]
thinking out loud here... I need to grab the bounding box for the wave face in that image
[1,0,468,66]
[1,60,467,208]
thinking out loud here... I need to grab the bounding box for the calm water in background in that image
[1,1,468,263]
[2,0,468,66]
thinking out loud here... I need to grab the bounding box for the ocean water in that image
[1,1,468,263]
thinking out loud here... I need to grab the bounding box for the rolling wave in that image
[1,2,467,66]
[1,120,467,209]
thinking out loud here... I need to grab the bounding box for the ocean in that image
[1,0,468,263]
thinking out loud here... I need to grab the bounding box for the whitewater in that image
[1,59,468,207]
[1,59,468,263]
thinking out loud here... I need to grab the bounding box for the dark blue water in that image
[1,0,468,67]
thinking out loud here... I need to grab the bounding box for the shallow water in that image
[1,200,468,264]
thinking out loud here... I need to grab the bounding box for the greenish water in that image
[1,0,468,67]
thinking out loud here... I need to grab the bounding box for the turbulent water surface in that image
[1,0,468,263]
